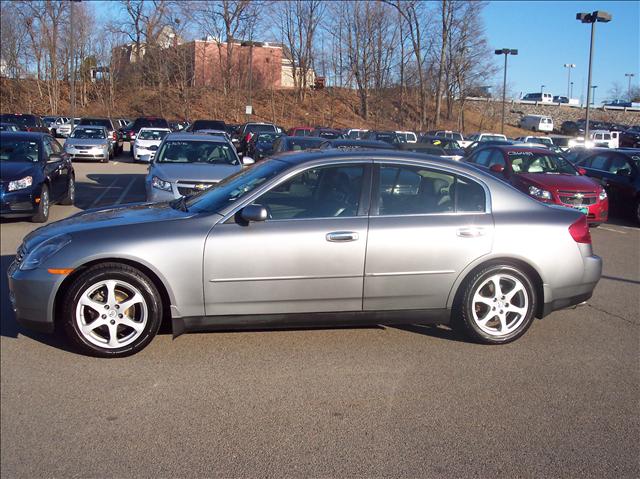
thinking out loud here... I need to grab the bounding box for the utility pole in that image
[625,73,635,100]
[564,63,576,97]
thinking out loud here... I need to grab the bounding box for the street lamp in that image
[570,81,574,98]
[564,63,576,98]
[541,84,546,94]
[69,0,82,124]
[625,73,635,100]
[494,48,518,134]
[576,10,611,140]
[591,85,598,105]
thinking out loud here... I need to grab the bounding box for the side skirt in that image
[172,309,451,337]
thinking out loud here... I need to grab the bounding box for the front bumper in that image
[66,149,109,161]
[7,260,60,333]
[541,254,602,317]
[0,188,38,218]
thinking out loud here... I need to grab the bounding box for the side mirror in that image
[578,168,587,175]
[241,204,268,222]
[47,153,62,163]
[490,164,505,173]
[139,154,151,162]
[149,145,159,151]
[242,156,255,166]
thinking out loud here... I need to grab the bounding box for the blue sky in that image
[483,1,639,101]
[93,0,639,101]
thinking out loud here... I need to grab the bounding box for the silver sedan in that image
[7,150,602,357]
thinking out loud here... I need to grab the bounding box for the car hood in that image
[65,138,109,147]
[0,161,38,182]
[22,202,198,251]
[150,162,241,182]
[516,173,599,191]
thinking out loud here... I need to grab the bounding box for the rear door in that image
[364,162,493,310]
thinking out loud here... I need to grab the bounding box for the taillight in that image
[112,131,117,140]
[568,216,591,244]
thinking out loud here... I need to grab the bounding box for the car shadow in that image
[389,323,468,342]
[601,275,640,285]
[74,173,147,210]
[604,214,638,228]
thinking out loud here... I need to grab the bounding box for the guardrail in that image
[464,96,640,112]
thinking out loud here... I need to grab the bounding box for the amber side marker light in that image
[47,268,74,275]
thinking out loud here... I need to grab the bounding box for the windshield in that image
[138,129,169,140]
[527,137,553,146]
[422,138,460,150]
[192,120,225,131]
[318,131,341,139]
[509,152,578,175]
[0,139,40,162]
[185,159,289,213]
[134,118,169,129]
[71,128,105,139]
[156,140,239,165]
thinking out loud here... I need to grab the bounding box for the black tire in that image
[60,174,75,205]
[31,184,50,223]
[61,263,163,357]
[635,199,640,225]
[452,263,537,344]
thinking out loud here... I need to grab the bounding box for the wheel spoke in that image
[498,314,508,333]
[118,293,144,314]
[477,311,497,326]
[81,318,105,335]
[106,323,119,347]
[473,292,494,308]
[80,295,104,313]
[490,276,503,297]
[506,304,527,317]
[119,317,144,332]
[505,284,525,302]
[105,280,117,305]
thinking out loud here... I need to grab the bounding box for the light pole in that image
[570,81,574,98]
[494,48,518,134]
[564,63,576,97]
[625,73,635,100]
[576,10,611,141]
[591,85,598,105]
[69,0,82,123]
[540,84,546,94]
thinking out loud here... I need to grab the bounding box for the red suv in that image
[465,145,608,225]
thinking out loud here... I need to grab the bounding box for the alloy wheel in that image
[471,273,529,336]
[75,279,148,349]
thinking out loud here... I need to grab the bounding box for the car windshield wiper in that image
[170,195,188,212]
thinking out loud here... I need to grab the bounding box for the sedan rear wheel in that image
[31,185,50,223]
[453,264,537,344]
[62,263,162,357]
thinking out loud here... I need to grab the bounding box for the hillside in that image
[1,78,637,135]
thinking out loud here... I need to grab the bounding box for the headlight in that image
[528,185,553,200]
[599,189,607,200]
[19,234,72,271]
[151,176,172,191]
[8,176,33,192]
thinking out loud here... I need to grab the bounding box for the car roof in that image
[75,124,107,129]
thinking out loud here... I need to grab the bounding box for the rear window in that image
[138,129,169,140]
[246,124,276,134]
[285,138,324,151]
[133,118,169,129]
[191,120,226,131]
[71,128,106,139]
[79,118,113,130]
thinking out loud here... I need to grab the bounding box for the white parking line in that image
[115,177,137,205]
[89,178,119,209]
[599,226,627,234]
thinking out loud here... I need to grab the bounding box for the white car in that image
[589,130,619,149]
[395,130,417,143]
[519,115,554,133]
[433,130,472,148]
[133,128,171,161]
[468,133,508,142]
[514,136,554,147]
[57,118,81,138]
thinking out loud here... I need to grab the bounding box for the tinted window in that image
[133,118,169,129]
[49,137,63,154]
[473,149,493,166]
[138,129,169,140]
[256,165,365,219]
[79,118,113,130]
[283,137,324,151]
[589,154,610,171]
[0,114,37,127]
[246,124,276,134]
[376,165,454,215]
[71,128,106,139]
[191,120,226,131]
[487,150,506,168]
[608,155,631,174]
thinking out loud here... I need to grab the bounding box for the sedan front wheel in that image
[62,263,162,357]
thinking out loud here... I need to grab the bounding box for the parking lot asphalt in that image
[1,143,639,478]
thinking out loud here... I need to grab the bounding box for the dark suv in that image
[78,118,123,156]
[0,114,49,133]
[121,117,170,147]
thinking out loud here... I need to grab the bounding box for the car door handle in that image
[326,231,359,242]
[456,227,485,238]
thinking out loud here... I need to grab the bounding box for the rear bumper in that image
[541,254,602,317]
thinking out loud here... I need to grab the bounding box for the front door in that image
[364,163,493,310]
[203,162,371,316]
